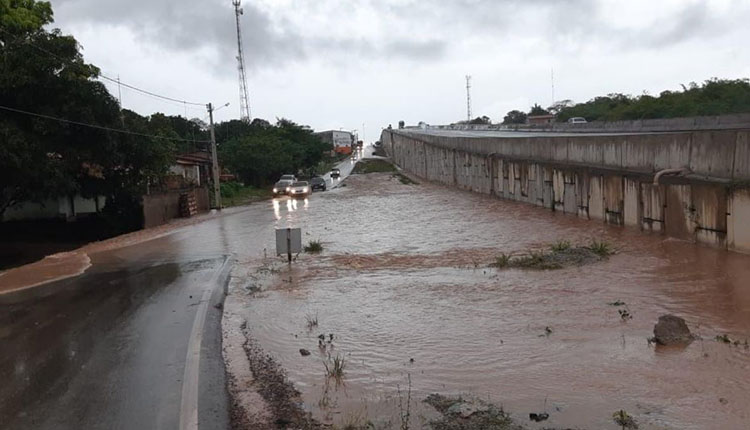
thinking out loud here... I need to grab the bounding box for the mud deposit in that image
[227,171,750,429]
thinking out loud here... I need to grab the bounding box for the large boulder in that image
[653,314,693,345]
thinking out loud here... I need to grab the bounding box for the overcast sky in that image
[48,0,750,140]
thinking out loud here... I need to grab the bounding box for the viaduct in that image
[380,114,750,254]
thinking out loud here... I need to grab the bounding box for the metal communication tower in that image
[233,0,251,122]
[465,75,472,122]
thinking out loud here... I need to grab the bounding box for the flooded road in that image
[2,146,750,429]
[226,156,750,429]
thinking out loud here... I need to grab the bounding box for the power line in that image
[0,27,206,107]
[0,104,210,143]
[98,75,205,107]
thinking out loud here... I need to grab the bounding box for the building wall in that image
[382,129,750,254]
[142,187,209,229]
[170,164,201,186]
[2,195,105,222]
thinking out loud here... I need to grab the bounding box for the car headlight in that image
[273,188,277,193]
[286,187,291,192]
[303,187,308,192]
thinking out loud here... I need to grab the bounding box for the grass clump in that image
[588,239,615,257]
[305,313,319,330]
[494,253,511,268]
[550,240,571,252]
[613,409,638,429]
[491,240,615,270]
[324,354,346,383]
[304,240,323,253]
[352,159,397,174]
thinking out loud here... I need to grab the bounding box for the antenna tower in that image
[233,0,251,122]
[465,75,472,122]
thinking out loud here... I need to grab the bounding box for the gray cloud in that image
[52,0,304,70]
[49,0,744,75]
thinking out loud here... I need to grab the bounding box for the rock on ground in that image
[653,314,693,345]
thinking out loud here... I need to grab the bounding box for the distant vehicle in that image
[330,168,340,178]
[272,180,291,196]
[567,117,587,124]
[289,181,310,198]
[272,174,297,196]
[310,176,326,191]
[373,140,382,147]
[356,140,363,148]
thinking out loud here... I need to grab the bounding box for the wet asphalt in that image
[0,150,363,430]
[0,258,231,430]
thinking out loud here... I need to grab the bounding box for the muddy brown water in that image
[228,173,750,429]
[5,158,749,429]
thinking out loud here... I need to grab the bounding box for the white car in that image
[567,117,587,124]
[288,181,310,198]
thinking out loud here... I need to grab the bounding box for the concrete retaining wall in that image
[382,129,750,253]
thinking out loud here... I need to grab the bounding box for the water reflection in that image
[273,199,281,220]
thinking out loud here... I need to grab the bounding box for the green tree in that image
[502,110,527,124]
[218,118,329,187]
[467,115,491,125]
[0,0,178,232]
[528,104,550,116]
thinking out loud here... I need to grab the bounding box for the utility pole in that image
[465,75,472,122]
[207,103,222,209]
[233,0,252,122]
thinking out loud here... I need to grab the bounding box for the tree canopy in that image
[554,79,750,122]
[502,110,527,124]
[0,0,329,231]
[219,119,330,187]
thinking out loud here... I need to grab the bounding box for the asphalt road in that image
[0,149,364,430]
[0,256,231,430]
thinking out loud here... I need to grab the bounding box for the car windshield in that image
[292,182,308,187]
[280,175,295,180]
[332,169,340,172]
[311,177,324,183]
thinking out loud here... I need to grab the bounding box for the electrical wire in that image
[0,27,206,108]
[0,104,210,143]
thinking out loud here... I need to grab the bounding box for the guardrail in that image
[412,112,750,133]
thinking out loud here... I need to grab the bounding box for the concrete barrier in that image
[382,128,750,253]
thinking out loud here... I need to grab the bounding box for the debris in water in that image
[529,412,549,422]
[608,300,626,306]
[424,394,517,428]
[299,348,311,356]
[619,309,632,320]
